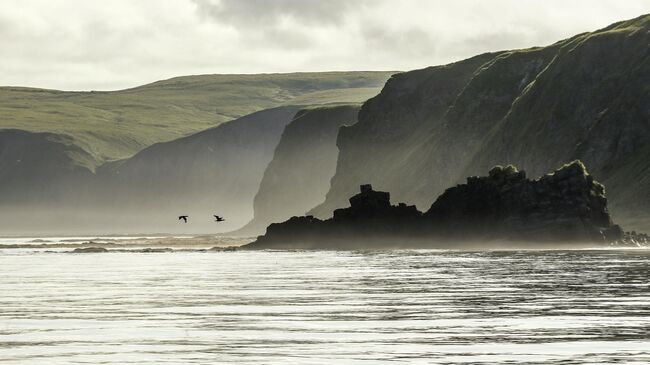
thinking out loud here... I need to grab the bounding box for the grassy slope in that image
[0,71,393,169]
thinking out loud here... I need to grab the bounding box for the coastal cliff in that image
[0,72,392,235]
[0,107,300,234]
[245,162,638,250]
[310,14,650,232]
[95,107,301,233]
[233,105,360,236]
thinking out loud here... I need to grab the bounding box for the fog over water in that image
[2,245,649,364]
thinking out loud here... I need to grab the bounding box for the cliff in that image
[233,105,360,236]
[245,162,631,250]
[0,71,393,235]
[310,14,650,231]
[0,107,299,235]
[92,107,301,233]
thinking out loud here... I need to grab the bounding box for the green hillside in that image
[0,71,393,169]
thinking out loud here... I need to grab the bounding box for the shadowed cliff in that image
[310,14,650,231]
[232,105,360,236]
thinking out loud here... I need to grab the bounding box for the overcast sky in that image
[2,0,649,90]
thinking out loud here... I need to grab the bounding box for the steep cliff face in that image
[309,52,500,216]
[312,14,650,231]
[234,105,359,235]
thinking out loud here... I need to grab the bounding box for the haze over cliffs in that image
[1,14,649,236]
[311,14,650,231]
[0,73,392,235]
[234,105,360,235]
[0,108,300,234]
[94,107,301,233]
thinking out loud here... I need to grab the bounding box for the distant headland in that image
[243,161,648,250]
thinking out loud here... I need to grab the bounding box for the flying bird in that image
[213,215,225,222]
[178,215,188,223]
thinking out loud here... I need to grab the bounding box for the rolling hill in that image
[0,72,393,168]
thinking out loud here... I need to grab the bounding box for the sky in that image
[1,0,649,90]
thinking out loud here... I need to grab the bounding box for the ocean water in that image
[1,246,649,364]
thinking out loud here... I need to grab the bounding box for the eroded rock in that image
[245,161,637,249]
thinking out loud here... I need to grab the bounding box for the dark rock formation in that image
[245,162,628,249]
[425,161,621,242]
[246,181,421,249]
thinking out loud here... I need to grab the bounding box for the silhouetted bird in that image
[178,215,188,223]
[213,215,225,222]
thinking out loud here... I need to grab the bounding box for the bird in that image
[178,215,188,223]
[213,215,225,222]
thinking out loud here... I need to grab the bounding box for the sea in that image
[1,236,649,364]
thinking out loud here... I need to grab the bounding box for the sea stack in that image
[425,161,622,242]
[244,161,631,250]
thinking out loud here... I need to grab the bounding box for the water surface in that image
[1,247,649,364]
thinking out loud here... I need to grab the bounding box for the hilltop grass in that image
[0,71,393,168]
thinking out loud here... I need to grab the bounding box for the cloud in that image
[192,0,367,26]
[0,0,648,90]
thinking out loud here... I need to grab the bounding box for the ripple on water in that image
[0,249,649,364]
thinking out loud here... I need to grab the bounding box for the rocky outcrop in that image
[424,161,621,242]
[232,105,360,236]
[311,14,650,232]
[245,162,628,249]
[246,183,422,250]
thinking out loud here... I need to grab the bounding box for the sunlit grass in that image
[0,71,393,167]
